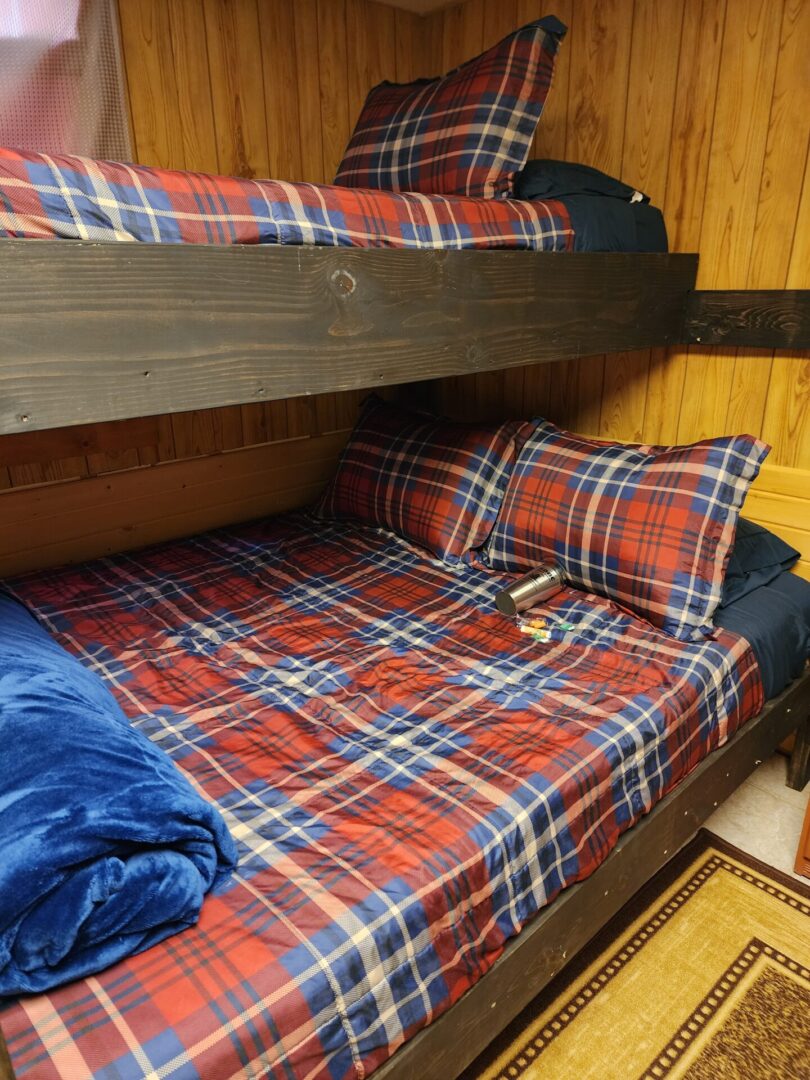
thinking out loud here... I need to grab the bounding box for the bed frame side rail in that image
[2,240,808,438]
[682,289,810,349]
[0,245,697,436]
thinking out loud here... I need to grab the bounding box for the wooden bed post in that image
[787,716,810,791]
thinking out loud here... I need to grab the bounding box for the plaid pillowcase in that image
[484,420,770,640]
[317,398,523,563]
[334,17,567,199]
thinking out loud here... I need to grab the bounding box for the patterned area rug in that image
[466,830,810,1080]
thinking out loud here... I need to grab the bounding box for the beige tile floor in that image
[705,752,809,883]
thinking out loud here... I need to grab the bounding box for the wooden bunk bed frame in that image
[0,242,808,1080]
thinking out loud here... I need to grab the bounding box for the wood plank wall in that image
[429,0,810,462]
[0,0,430,502]
[427,0,810,573]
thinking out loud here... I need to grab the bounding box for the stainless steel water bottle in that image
[495,564,565,616]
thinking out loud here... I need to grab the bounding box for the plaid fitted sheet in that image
[0,513,763,1079]
[0,147,573,249]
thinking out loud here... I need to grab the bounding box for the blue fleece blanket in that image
[0,596,237,996]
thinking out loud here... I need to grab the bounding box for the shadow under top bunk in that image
[0,148,808,436]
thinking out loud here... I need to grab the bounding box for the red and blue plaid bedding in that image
[317,397,525,563]
[0,513,762,1079]
[333,17,566,199]
[0,147,573,250]
[484,421,769,641]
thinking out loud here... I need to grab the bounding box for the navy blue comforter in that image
[0,596,236,996]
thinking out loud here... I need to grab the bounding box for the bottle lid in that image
[495,590,517,616]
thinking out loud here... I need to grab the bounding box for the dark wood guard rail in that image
[683,289,810,349]
[2,238,807,438]
[0,245,697,435]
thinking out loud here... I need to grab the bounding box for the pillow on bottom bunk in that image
[316,396,524,563]
[0,595,237,996]
[483,420,769,641]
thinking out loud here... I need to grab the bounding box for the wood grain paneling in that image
[745,464,810,580]
[0,417,161,468]
[0,432,348,578]
[598,0,683,443]
[428,0,810,476]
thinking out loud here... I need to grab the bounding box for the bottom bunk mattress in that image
[0,513,764,1079]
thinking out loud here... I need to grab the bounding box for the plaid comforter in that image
[0,147,573,249]
[0,513,762,1079]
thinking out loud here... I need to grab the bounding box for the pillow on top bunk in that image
[483,420,769,641]
[316,397,523,563]
[333,17,567,199]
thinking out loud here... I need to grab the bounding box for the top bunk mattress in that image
[0,511,764,1079]
[0,147,574,251]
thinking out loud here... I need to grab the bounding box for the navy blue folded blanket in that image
[514,159,668,252]
[0,596,237,996]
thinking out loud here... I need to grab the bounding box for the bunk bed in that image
[0,148,809,1080]
[1,181,810,1075]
